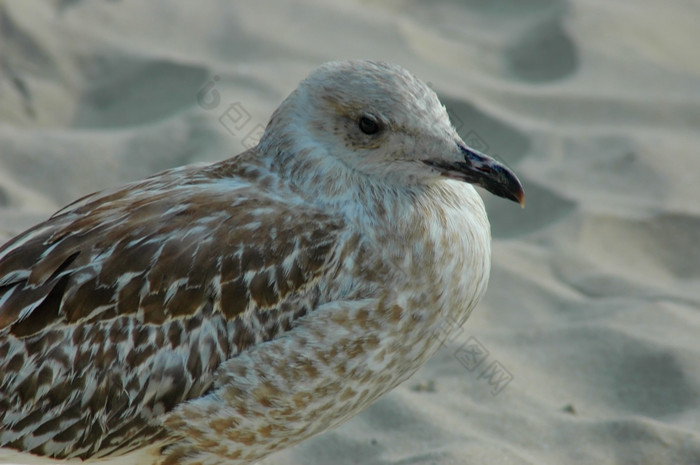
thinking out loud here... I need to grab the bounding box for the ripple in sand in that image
[505,19,578,82]
[73,55,209,128]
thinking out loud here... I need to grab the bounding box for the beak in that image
[423,143,525,207]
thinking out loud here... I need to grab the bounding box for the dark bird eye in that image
[358,115,380,135]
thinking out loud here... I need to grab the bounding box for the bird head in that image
[261,60,524,206]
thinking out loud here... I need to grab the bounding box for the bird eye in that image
[358,115,380,135]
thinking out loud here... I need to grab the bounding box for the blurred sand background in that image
[1,1,700,464]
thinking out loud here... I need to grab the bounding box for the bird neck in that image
[259,144,413,225]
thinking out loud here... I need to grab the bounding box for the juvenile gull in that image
[0,60,524,465]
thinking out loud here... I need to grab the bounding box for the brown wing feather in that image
[0,156,344,459]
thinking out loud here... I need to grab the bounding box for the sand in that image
[1,0,699,464]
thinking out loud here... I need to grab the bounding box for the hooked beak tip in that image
[423,143,525,207]
[458,144,525,207]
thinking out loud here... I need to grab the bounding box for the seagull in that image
[0,60,524,465]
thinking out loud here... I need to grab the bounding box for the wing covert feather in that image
[0,161,345,459]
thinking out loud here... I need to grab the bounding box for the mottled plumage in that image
[0,60,523,465]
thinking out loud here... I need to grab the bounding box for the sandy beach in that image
[1,0,700,464]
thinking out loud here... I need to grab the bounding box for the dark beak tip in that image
[426,144,526,207]
[509,177,526,207]
[457,143,525,207]
[493,163,525,208]
[497,181,525,207]
[507,175,525,208]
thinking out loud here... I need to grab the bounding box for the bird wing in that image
[0,158,345,460]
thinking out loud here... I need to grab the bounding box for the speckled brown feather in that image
[0,150,344,460]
